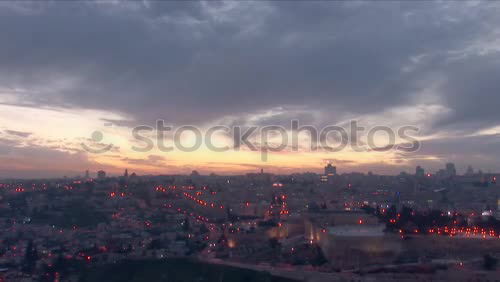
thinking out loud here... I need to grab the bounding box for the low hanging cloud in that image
[4,129,32,138]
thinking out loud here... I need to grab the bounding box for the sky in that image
[1,1,500,178]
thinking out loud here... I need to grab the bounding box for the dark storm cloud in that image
[399,133,500,173]
[431,56,500,132]
[0,2,500,134]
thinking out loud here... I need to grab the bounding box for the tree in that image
[311,245,328,266]
[182,217,190,232]
[22,240,38,274]
[269,238,281,249]
[199,224,209,234]
[483,254,498,271]
[149,239,163,250]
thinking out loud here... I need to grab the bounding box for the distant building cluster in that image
[0,162,498,281]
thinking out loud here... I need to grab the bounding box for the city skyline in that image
[1,161,495,180]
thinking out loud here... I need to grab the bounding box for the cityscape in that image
[1,1,500,281]
[0,163,498,281]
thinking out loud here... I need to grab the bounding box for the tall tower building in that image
[415,166,425,177]
[465,165,474,176]
[324,163,337,176]
[322,163,337,184]
[445,163,456,177]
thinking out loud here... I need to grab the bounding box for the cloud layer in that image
[1,1,500,177]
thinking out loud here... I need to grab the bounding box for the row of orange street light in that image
[164,203,210,223]
[427,227,499,239]
[182,191,224,210]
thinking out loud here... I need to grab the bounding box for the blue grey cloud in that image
[1,1,500,173]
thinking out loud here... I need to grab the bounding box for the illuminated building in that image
[320,175,328,182]
[321,163,337,184]
[305,217,402,269]
[266,192,289,220]
[324,163,337,176]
